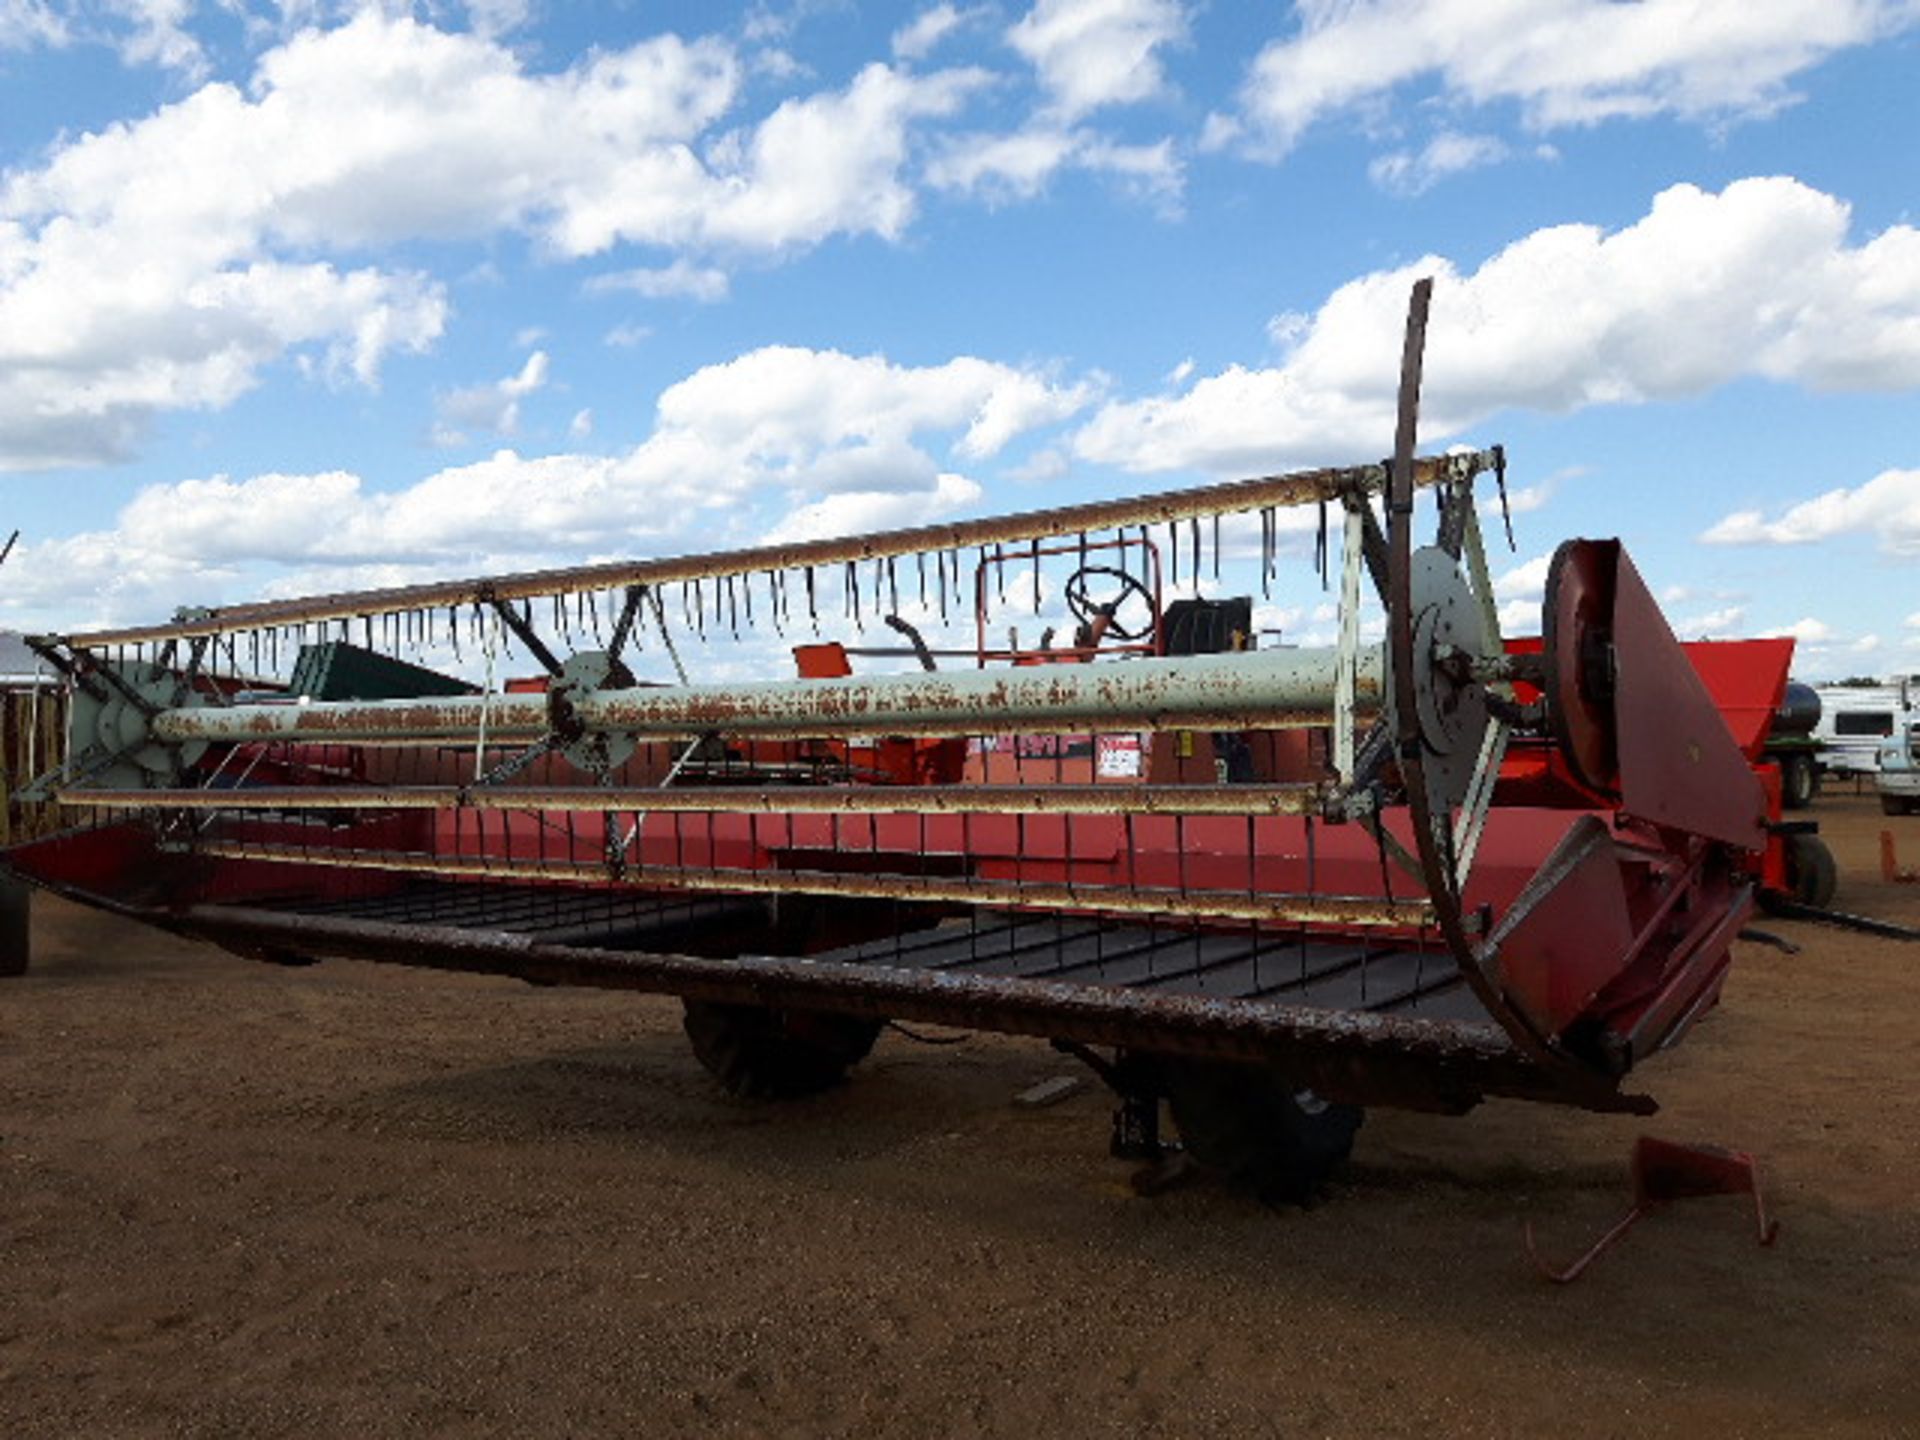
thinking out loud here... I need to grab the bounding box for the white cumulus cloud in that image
[433,350,550,446]
[1702,468,1920,555]
[0,344,1095,629]
[1368,132,1510,196]
[0,12,1000,470]
[1073,177,1920,476]
[586,259,731,303]
[927,127,1179,207]
[893,3,982,61]
[0,1,65,50]
[1216,0,1919,156]
[1761,617,1837,645]
[1008,0,1187,119]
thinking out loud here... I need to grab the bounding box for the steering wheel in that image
[1064,565,1158,643]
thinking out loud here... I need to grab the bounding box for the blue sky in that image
[1,1,1918,680]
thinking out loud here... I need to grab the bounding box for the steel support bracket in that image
[1523,1135,1778,1284]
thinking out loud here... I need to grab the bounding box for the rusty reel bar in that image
[49,450,1500,653]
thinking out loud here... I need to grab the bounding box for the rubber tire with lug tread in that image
[1782,831,1839,910]
[682,1001,882,1099]
[0,873,30,978]
[1779,753,1815,811]
[1881,795,1913,816]
[1162,1058,1363,1207]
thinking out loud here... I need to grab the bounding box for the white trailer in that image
[1814,679,1920,775]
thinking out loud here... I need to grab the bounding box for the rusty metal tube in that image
[63,781,1336,817]
[148,643,1380,747]
[175,839,1437,930]
[65,450,1496,648]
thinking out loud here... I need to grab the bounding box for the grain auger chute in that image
[2,281,1770,1203]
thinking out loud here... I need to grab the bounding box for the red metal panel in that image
[1505,633,1794,770]
[1675,638,1795,762]
[1611,551,1768,850]
[792,643,852,678]
[1490,815,1637,1037]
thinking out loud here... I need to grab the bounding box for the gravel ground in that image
[3,793,1917,1438]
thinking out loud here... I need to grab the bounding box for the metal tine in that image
[847,561,862,630]
[1030,538,1041,613]
[936,549,948,620]
[805,566,819,633]
[1189,516,1200,587]
[886,558,898,616]
[993,544,1006,603]
[726,576,739,639]
[917,551,928,608]
[1316,500,1329,590]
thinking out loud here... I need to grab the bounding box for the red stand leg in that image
[1524,1136,1778,1284]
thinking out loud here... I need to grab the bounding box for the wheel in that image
[1882,796,1906,816]
[681,1000,882,1099]
[0,873,30,978]
[1162,1058,1363,1207]
[1782,832,1838,910]
[1779,753,1815,810]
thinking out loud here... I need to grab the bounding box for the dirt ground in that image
[3,793,1918,1438]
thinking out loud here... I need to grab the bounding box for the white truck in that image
[1876,721,1920,814]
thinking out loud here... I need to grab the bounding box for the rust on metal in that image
[169,901,1645,1113]
[1378,280,1578,1086]
[145,643,1381,747]
[64,780,1338,817]
[175,838,1438,929]
[62,450,1497,648]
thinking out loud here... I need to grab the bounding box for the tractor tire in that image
[682,1000,882,1100]
[1779,753,1815,811]
[1782,832,1839,910]
[1162,1058,1363,1207]
[1881,796,1911,817]
[0,873,30,978]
